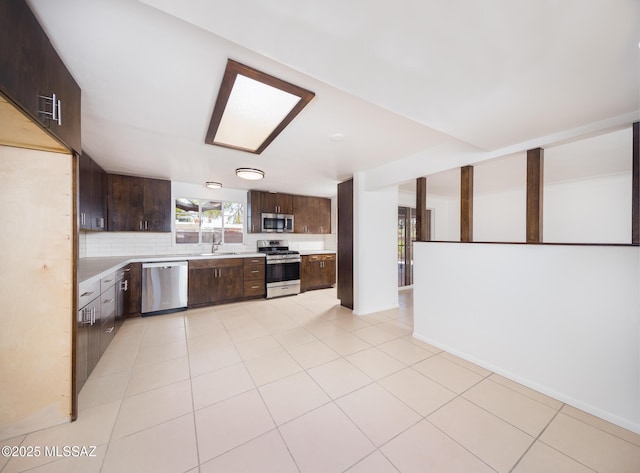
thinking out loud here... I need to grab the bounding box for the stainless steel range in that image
[257,239,300,299]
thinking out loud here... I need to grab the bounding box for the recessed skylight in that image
[206,59,315,154]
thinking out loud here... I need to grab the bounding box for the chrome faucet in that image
[211,239,221,253]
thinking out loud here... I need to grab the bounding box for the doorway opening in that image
[398,207,416,287]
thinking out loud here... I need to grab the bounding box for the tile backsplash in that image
[80,231,336,258]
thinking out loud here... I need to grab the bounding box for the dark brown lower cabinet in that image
[76,296,100,393]
[127,263,142,317]
[188,258,245,308]
[243,257,266,298]
[301,254,336,292]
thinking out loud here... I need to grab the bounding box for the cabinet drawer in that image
[101,284,116,317]
[100,272,117,291]
[244,281,265,297]
[243,257,265,265]
[189,257,244,270]
[243,264,265,281]
[79,279,100,308]
[305,255,322,262]
[100,313,115,354]
[321,254,336,261]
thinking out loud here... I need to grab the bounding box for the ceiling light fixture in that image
[206,59,315,154]
[205,181,222,189]
[235,168,265,180]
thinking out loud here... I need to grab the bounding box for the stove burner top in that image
[264,250,299,256]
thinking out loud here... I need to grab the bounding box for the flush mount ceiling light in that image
[205,181,222,189]
[205,59,315,154]
[235,168,265,180]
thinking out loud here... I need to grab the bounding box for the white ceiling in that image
[27,0,639,198]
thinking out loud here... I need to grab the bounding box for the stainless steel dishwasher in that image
[141,261,188,315]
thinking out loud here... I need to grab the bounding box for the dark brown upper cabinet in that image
[247,190,331,234]
[79,153,107,231]
[0,0,81,153]
[205,59,315,154]
[261,192,293,215]
[107,174,171,232]
[293,195,331,234]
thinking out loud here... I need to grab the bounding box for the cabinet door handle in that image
[105,327,114,334]
[103,298,115,303]
[103,278,114,283]
[56,97,62,126]
[139,221,143,230]
[145,221,149,230]
[251,270,259,273]
[80,291,95,297]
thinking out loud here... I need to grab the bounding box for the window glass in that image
[175,198,244,245]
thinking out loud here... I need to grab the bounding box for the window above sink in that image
[175,198,244,245]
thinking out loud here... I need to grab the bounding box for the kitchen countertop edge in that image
[79,253,266,285]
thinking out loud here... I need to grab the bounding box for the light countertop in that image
[78,253,264,284]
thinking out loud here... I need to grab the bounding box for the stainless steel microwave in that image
[262,213,294,233]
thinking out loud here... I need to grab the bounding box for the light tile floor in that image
[2,288,640,473]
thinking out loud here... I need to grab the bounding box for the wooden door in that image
[214,265,244,302]
[262,192,292,214]
[143,177,171,232]
[247,190,263,233]
[188,267,216,306]
[317,198,331,234]
[108,174,144,231]
[127,263,142,316]
[321,254,336,286]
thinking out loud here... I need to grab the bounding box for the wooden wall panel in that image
[0,145,74,436]
[460,166,474,242]
[337,179,354,309]
[526,148,544,243]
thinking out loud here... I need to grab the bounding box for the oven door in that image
[266,260,300,284]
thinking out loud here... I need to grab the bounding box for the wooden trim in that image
[337,179,354,309]
[205,59,315,154]
[526,148,544,243]
[416,177,428,241]
[633,122,639,245]
[71,152,79,421]
[460,166,473,242]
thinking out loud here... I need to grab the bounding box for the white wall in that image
[473,153,527,242]
[398,189,416,208]
[543,128,632,244]
[413,242,640,433]
[544,173,632,243]
[353,172,399,315]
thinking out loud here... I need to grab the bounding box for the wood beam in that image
[416,177,428,241]
[460,166,473,242]
[337,178,354,309]
[526,148,544,243]
[633,122,639,245]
